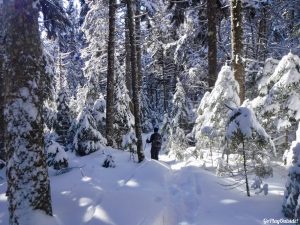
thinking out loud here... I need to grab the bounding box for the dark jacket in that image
[147,132,162,150]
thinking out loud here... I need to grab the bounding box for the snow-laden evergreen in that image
[168,80,193,159]
[225,104,274,196]
[92,94,106,134]
[54,90,72,146]
[81,0,108,104]
[283,122,300,219]
[45,140,68,170]
[73,107,107,156]
[251,53,300,154]
[112,69,136,152]
[193,65,240,153]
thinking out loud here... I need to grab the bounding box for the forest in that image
[0,0,300,224]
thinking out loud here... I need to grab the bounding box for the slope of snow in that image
[0,143,288,225]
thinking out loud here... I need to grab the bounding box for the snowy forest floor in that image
[0,136,289,225]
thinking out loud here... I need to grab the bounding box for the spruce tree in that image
[168,80,193,159]
[194,65,240,152]
[283,122,300,219]
[73,107,107,156]
[3,0,52,223]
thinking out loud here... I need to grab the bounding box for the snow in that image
[0,141,289,225]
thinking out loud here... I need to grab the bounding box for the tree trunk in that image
[135,0,142,92]
[0,3,5,162]
[230,0,245,103]
[106,0,117,146]
[3,0,53,223]
[207,0,218,88]
[126,0,145,162]
[125,14,132,98]
[242,138,250,197]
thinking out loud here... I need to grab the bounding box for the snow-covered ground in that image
[0,142,290,225]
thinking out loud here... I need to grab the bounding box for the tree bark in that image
[230,0,245,103]
[0,3,5,162]
[207,0,218,88]
[135,0,142,92]
[3,0,53,223]
[126,0,145,162]
[106,0,117,146]
[242,138,250,197]
[125,13,132,97]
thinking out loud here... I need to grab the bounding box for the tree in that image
[126,0,145,162]
[194,65,240,155]
[106,0,117,146]
[3,0,52,223]
[225,105,274,197]
[73,107,106,156]
[251,53,300,155]
[112,68,136,152]
[207,0,218,87]
[168,80,193,160]
[283,122,300,219]
[0,2,5,162]
[230,0,245,102]
[54,90,72,146]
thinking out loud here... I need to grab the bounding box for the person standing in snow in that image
[146,128,162,160]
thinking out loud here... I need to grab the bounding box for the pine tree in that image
[283,122,300,219]
[226,105,274,196]
[251,53,300,155]
[194,65,240,153]
[45,140,68,170]
[54,90,72,146]
[73,107,107,156]
[3,0,52,223]
[113,68,136,152]
[168,80,193,159]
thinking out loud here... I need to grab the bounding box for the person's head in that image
[154,127,159,133]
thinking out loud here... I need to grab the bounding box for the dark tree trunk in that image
[126,0,145,162]
[106,0,117,146]
[0,3,5,162]
[207,0,218,87]
[135,0,142,91]
[125,14,132,97]
[230,0,245,103]
[3,0,53,223]
[242,139,250,197]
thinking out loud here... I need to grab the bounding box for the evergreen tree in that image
[283,122,300,219]
[168,80,193,159]
[54,90,72,146]
[112,68,136,151]
[92,94,106,135]
[225,105,274,196]
[194,65,240,153]
[251,53,300,155]
[73,107,107,156]
[3,0,52,223]
[45,140,68,170]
